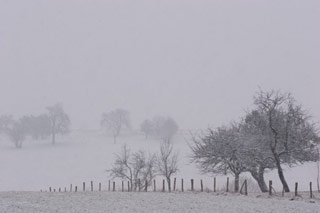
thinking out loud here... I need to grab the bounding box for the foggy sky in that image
[0,0,319,130]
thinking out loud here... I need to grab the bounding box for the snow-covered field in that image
[1,130,320,212]
[0,130,319,192]
[0,191,319,213]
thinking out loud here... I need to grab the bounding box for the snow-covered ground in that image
[0,191,319,213]
[0,130,319,193]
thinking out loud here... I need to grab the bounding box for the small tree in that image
[109,145,157,191]
[101,109,130,144]
[191,125,245,192]
[157,140,179,192]
[46,103,70,144]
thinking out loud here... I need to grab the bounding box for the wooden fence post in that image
[226,177,229,192]
[201,180,203,192]
[269,180,272,196]
[83,182,85,192]
[59,188,61,192]
[153,180,156,192]
[162,179,165,192]
[310,182,313,199]
[75,186,77,192]
[138,179,141,192]
[181,179,184,192]
[191,179,194,191]
[99,183,101,192]
[244,180,248,196]
[173,178,176,191]
[70,184,72,192]
[295,182,298,196]
[145,180,148,192]
[49,187,52,192]
[91,181,93,192]
[64,187,66,192]
[128,181,130,192]
[108,180,111,192]
[113,181,115,192]
[214,177,216,192]
[122,181,124,192]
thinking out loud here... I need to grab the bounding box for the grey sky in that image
[0,0,319,129]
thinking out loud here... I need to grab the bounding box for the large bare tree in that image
[254,90,319,192]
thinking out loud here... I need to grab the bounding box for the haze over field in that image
[0,0,319,130]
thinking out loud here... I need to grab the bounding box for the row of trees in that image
[0,103,70,148]
[100,108,179,143]
[191,90,319,192]
[109,140,179,192]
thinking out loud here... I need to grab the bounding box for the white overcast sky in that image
[0,0,319,130]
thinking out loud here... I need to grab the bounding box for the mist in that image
[1,0,319,130]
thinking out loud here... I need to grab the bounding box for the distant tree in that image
[0,115,26,148]
[140,119,154,139]
[101,108,131,143]
[254,90,319,192]
[20,114,51,140]
[191,125,245,192]
[109,145,157,191]
[157,140,179,192]
[0,115,14,133]
[46,103,71,144]
[142,116,179,142]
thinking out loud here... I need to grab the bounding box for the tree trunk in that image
[273,151,290,192]
[167,178,171,192]
[250,167,268,193]
[234,173,240,192]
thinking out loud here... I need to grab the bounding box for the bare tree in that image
[191,125,245,192]
[157,140,179,192]
[101,108,130,144]
[254,90,319,192]
[109,145,157,191]
[46,103,71,144]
